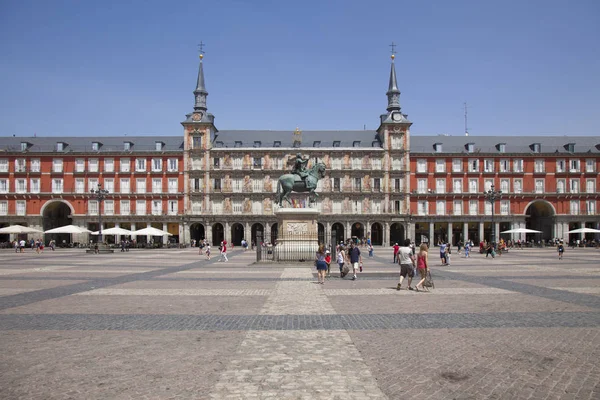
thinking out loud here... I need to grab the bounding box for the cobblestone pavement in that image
[0,247,599,399]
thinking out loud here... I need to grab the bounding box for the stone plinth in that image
[274,208,320,262]
[85,243,115,254]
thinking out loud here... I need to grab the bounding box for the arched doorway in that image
[318,223,325,244]
[351,222,364,241]
[212,223,224,246]
[231,223,244,246]
[0,223,9,244]
[525,200,555,242]
[331,222,344,245]
[390,223,404,245]
[43,201,73,246]
[190,223,205,246]
[251,223,263,246]
[271,223,278,244]
[371,223,383,245]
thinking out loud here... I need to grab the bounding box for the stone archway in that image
[525,200,555,242]
[231,223,244,246]
[43,200,73,245]
[317,223,325,244]
[351,222,364,241]
[331,222,345,245]
[212,223,224,246]
[190,223,205,246]
[251,223,264,246]
[271,223,278,244]
[390,223,404,246]
[370,223,383,245]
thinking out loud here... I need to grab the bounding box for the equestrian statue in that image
[276,153,326,207]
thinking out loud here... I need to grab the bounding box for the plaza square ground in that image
[0,246,599,400]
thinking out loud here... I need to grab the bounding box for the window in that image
[15,159,26,173]
[417,178,427,194]
[136,200,146,215]
[569,159,580,173]
[499,159,510,173]
[535,179,544,194]
[391,158,402,170]
[393,178,401,192]
[168,178,178,193]
[254,141,262,148]
[532,143,541,153]
[469,199,478,215]
[435,159,445,173]
[92,142,100,151]
[333,178,340,191]
[213,157,220,168]
[556,179,566,193]
[417,200,428,215]
[374,178,381,192]
[453,178,462,193]
[168,158,178,172]
[30,178,40,194]
[104,158,114,173]
[121,158,130,173]
[253,179,263,192]
[570,200,579,215]
[416,159,427,173]
[88,158,99,173]
[586,159,596,173]
[120,178,130,194]
[152,200,162,215]
[436,178,446,193]
[75,159,85,173]
[498,143,506,153]
[484,179,493,192]
[556,159,565,173]
[152,178,162,193]
[136,158,146,172]
[565,143,575,153]
[466,143,474,153]
[136,178,146,193]
[352,157,362,169]
[500,200,510,215]
[586,179,596,194]
[89,200,98,215]
[89,178,99,192]
[513,159,523,173]
[253,157,262,168]
[192,137,202,149]
[152,158,162,172]
[469,179,478,193]
[102,178,113,193]
[20,142,28,151]
[52,178,63,194]
[468,159,479,172]
[53,158,63,173]
[353,141,361,147]
[124,142,132,151]
[120,200,130,215]
[104,200,114,216]
[75,179,84,194]
[500,179,509,193]
[16,179,26,193]
[434,143,442,153]
[484,159,494,173]
[16,200,26,216]
[30,159,40,173]
[155,141,163,151]
[0,159,7,172]
[570,179,579,193]
[586,200,596,215]
[232,178,242,193]
[213,178,221,191]
[436,200,446,215]
[0,201,7,216]
[234,141,242,148]
[0,179,8,193]
[534,159,544,173]
[274,141,281,147]
[333,141,340,147]
[453,200,462,216]
[484,201,492,215]
[452,159,463,172]
[514,179,523,193]
[168,200,178,215]
[354,177,361,191]
[191,201,202,214]
[372,158,382,169]
[191,178,201,192]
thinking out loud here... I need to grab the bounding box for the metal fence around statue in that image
[255,231,320,263]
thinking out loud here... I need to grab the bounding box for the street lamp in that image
[484,184,502,245]
[90,184,109,244]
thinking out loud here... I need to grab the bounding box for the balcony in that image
[533,168,546,175]
[73,168,86,174]
[14,167,27,174]
[415,169,428,175]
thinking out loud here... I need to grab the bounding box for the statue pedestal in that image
[274,208,320,262]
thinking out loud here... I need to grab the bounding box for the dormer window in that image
[56,142,64,152]
[155,141,164,151]
[333,141,341,147]
[372,141,380,147]
[253,141,261,148]
[91,142,101,151]
[498,143,506,153]
[313,141,321,148]
[273,141,281,148]
[531,143,540,153]
[466,143,474,153]
[215,141,224,148]
[293,142,301,148]
[124,141,132,151]
[353,141,361,147]
[434,143,442,153]
[234,141,242,148]
[20,142,28,151]
[565,143,575,153]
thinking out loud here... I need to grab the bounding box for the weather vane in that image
[198,41,206,59]
[389,42,397,60]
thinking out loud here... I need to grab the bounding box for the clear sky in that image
[1,0,599,138]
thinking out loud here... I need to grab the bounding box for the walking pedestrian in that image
[219,241,228,262]
[557,240,564,260]
[393,243,399,264]
[415,243,430,292]
[439,241,447,265]
[205,243,211,260]
[325,250,332,277]
[464,240,470,258]
[347,242,362,281]
[336,246,346,277]
[315,244,328,284]
[397,239,416,291]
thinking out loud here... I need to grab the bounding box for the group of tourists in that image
[12,239,55,253]
[315,241,363,284]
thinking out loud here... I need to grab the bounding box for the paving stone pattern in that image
[0,247,599,399]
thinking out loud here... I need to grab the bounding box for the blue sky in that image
[1,0,598,137]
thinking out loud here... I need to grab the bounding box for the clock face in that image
[192,112,203,121]
[392,113,402,122]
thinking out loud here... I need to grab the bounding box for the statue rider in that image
[292,153,309,181]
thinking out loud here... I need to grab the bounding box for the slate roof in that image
[212,130,382,149]
[0,136,184,153]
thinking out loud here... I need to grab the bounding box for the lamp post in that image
[484,184,502,245]
[90,184,109,244]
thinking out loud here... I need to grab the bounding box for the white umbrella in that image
[566,227,600,234]
[500,228,542,234]
[90,227,132,235]
[0,224,43,234]
[44,225,91,234]
[131,226,173,236]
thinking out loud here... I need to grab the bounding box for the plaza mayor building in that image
[0,54,599,246]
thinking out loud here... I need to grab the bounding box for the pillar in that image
[448,222,453,244]
[384,222,389,246]
[206,223,213,245]
[162,223,168,245]
[225,221,230,244]
[131,222,136,245]
[463,222,468,242]
[115,222,121,244]
[245,222,251,243]
[479,222,484,243]
[429,222,434,246]
[346,221,351,241]
[409,222,416,242]
[495,222,500,243]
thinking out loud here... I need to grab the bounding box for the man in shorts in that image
[347,242,362,281]
[397,239,416,291]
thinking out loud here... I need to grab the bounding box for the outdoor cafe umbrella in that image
[566,227,600,234]
[500,228,542,234]
[131,226,173,236]
[90,227,132,236]
[44,225,91,234]
[0,224,43,234]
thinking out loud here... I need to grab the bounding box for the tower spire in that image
[386,43,401,112]
[193,43,208,112]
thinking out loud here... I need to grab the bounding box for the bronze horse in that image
[276,162,326,207]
